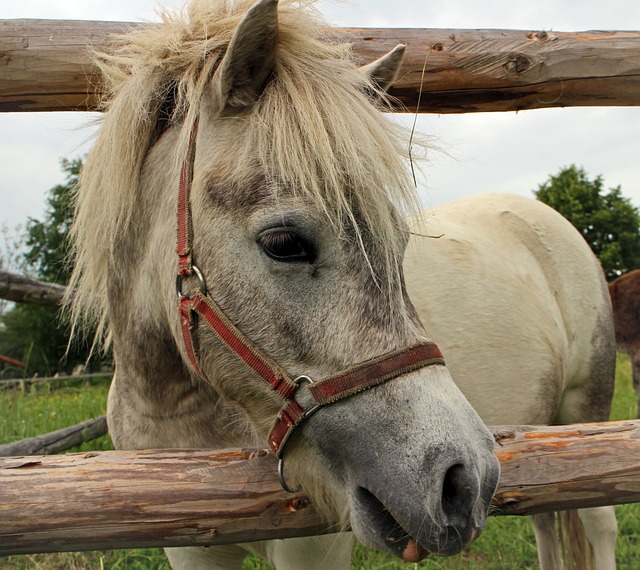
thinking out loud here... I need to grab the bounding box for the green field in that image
[1,354,639,569]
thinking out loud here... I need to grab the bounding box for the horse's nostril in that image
[441,464,476,523]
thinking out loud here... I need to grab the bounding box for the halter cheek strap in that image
[175,118,446,489]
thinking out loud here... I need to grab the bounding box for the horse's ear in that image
[360,44,406,92]
[214,0,279,108]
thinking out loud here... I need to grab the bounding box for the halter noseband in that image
[175,119,445,491]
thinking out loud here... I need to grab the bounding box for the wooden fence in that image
[1,16,639,556]
[0,270,65,307]
[1,20,640,113]
[0,416,107,456]
[2,421,640,556]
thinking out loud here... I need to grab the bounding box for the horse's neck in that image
[104,129,259,450]
[107,316,257,450]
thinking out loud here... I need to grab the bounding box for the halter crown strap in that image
[176,118,200,277]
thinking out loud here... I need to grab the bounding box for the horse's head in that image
[72,0,499,561]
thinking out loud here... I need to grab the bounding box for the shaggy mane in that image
[68,0,422,346]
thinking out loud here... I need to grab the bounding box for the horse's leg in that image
[244,534,353,570]
[164,545,247,570]
[550,335,617,570]
[530,512,563,570]
[578,506,618,570]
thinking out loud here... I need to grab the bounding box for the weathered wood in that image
[491,421,640,515]
[0,269,65,307]
[0,448,333,555]
[1,420,639,555]
[1,19,640,113]
[0,416,107,456]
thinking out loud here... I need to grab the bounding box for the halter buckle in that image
[277,374,322,493]
[292,375,321,419]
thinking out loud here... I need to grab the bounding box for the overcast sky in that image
[1,0,639,235]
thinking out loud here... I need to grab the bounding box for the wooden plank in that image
[1,20,640,113]
[1,420,639,555]
[0,270,66,307]
[0,416,108,456]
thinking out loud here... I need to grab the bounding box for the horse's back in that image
[404,193,615,425]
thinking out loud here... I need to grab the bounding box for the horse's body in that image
[68,1,615,569]
[609,269,640,416]
[407,193,614,427]
[406,193,618,569]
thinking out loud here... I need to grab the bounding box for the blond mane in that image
[68,0,422,346]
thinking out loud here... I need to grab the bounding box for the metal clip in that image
[175,264,207,298]
[278,374,320,493]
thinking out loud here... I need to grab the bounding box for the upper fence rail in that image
[1,20,640,113]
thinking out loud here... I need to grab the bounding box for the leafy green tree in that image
[0,158,98,377]
[534,165,640,281]
[0,222,26,319]
[23,158,80,285]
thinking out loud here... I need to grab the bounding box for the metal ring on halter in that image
[293,375,314,388]
[278,374,320,494]
[278,457,302,493]
[175,264,207,298]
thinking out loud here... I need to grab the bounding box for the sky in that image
[1,0,639,237]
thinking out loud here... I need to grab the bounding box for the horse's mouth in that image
[353,487,431,563]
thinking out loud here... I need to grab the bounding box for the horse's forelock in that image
[69,0,424,346]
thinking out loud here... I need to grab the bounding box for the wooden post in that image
[1,20,640,113]
[1,420,640,555]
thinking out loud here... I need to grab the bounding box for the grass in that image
[0,354,638,569]
[0,379,113,453]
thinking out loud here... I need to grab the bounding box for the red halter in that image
[175,119,445,489]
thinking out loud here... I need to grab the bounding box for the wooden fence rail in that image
[1,420,640,555]
[1,20,640,113]
[0,372,112,390]
[0,269,65,307]
[0,416,107,456]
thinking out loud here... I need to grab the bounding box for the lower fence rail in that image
[1,420,639,555]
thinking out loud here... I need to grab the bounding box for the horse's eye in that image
[258,229,315,263]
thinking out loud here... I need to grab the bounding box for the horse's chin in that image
[348,486,476,562]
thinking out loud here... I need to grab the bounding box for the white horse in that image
[67,0,615,569]
[405,193,617,570]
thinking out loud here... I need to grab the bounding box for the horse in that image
[405,193,617,570]
[609,268,640,416]
[66,0,614,568]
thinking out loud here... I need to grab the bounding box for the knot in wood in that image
[527,31,549,41]
[285,497,310,513]
[493,429,516,444]
[248,449,269,459]
[432,42,444,52]
[503,54,531,75]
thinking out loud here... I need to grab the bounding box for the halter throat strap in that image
[174,118,445,462]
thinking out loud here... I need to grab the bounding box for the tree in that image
[23,158,79,285]
[0,158,99,377]
[0,222,26,319]
[534,165,640,281]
